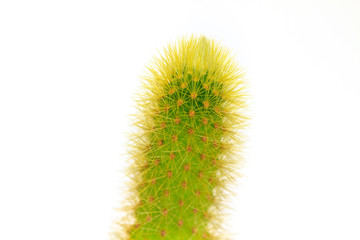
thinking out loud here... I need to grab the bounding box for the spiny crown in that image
[116,35,247,240]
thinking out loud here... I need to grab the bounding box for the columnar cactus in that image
[114,35,247,240]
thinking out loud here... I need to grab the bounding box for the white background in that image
[1,0,360,239]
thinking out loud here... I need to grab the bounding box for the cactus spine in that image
[115,35,247,240]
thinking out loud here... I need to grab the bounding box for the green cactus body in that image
[116,35,247,240]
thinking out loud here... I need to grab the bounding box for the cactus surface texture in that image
[114,35,247,240]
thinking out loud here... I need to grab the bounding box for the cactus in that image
[114,35,248,240]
